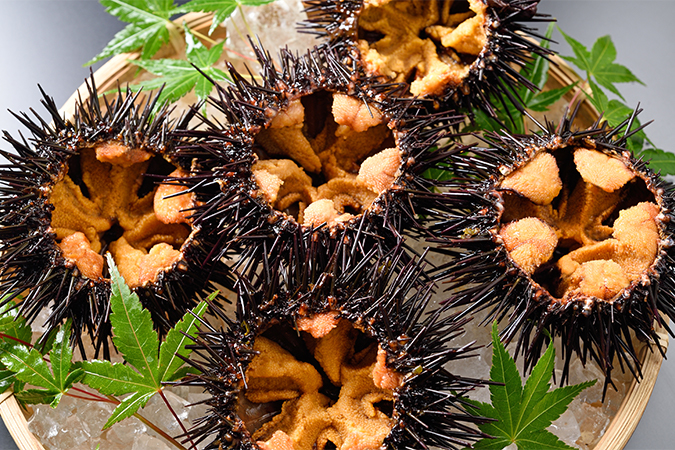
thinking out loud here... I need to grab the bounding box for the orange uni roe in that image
[357,0,488,97]
[50,142,195,288]
[242,317,403,450]
[251,91,402,228]
[497,145,661,304]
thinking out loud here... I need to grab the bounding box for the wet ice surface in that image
[224,0,318,70]
[27,386,210,450]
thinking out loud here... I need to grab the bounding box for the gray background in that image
[0,1,673,449]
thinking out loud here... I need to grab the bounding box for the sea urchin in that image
[0,80,222,356]
[301,0,554,114]
[182,232,489,450]
[430,108,675,386]
[176,44,465,272]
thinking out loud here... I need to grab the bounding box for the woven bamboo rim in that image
[0,12,668,450]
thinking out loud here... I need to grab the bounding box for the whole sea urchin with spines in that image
[0,80,225,356]
[428,107,675,388]
[301,0,554,115]
[176,44,466,270]
[181,232,489,450]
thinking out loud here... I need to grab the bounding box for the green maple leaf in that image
[558,30,647,149]
[87,0,183,65]
[557,30,592,74]
[559,30,644,98]
[0,300,32,345]
[466,322,595,449]
[129,26,230,106]
[520,23,576,114]
[558,29,675,175]
[587,35,643,100]
[559,28,644,110]
[0,300,32,392]
[0,320,84,407]
[81,254,208,429]
[180,0,276,35]
[13,389,60,406]
[638,148,675,175]
[0,369,15,393]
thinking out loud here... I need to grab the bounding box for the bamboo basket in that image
[0,12,669,450]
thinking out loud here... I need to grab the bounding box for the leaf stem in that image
[567,77,588,111]
[190,28,218,46]
[69,386,113,403]
[230,14,250,50]
[223,45,256,62]
[237,5,255,37]
[167,21,185,56]
[65,392,117,403]
[0,332,32,348]
[159,389,196,450]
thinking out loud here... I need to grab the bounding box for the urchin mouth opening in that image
[357,0,488,96]
[51,142,194,288]
[252,90,401,228]
[239,314,400,450]
[497,145,659,303]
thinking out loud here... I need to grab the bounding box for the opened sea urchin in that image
[0,81,222,355]
[430,109,675,385]
[302,0,554,114]
[177,45,464,272]
[183,230,488,450]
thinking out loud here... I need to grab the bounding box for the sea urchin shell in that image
[176,44,464,271]
[301,0,554,114]
[429,108,675,386]
[182,232,489,450]
[0,80,222,356]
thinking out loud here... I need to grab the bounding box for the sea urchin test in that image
[0,82,218,354]
[432,111,675,384]
[181,234,489,450]
[302,0,552,112]
[175,45,464,272]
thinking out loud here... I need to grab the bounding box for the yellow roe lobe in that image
[252,91,402,228]
[497,147,661,303]
[357,0,488,97]
[58,232,104,280]
[50,142,195,288]
[574,148,635,192]
[499,218,558,275]
[242,317,401,450]
[500,152,562,205]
